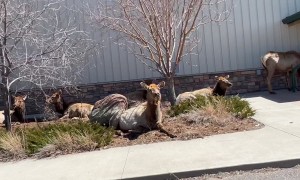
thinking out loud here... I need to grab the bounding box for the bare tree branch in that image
[0,0,94,130]
[89,0,234,105]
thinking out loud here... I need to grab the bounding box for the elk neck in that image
[145,100,161,122]
[55,97,68,114]
[212,82,226,96]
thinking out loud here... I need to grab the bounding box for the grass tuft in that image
[169,95,255,119]
[0,120,114,159]
[0,132,26,159]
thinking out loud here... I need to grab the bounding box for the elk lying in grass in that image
[89,81,176,138]
[0,110,14,124]
[175,75,232,105]
[261,51,300,94]
[46,90,94,120]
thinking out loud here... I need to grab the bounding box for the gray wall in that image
[81,0,300,85]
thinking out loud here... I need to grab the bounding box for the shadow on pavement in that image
[240,89,300,103]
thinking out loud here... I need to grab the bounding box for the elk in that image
[0,110,14,124]
[175,75,232,105]
[11,95,27,123]
[89,81,176,138]
[46,90,68,115]
[261,51,300,94]
[46,90,94,119]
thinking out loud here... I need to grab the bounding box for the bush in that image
[169,95,255,119]
[0,132,26,159]
[224,96,256,119]
[169,95,208,116]
[0,121,115,158]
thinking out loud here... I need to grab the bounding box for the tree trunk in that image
[166,77,176,106]
[2,78,12,131]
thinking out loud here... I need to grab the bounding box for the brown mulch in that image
[108,115,263,149]
[106,102,263,148]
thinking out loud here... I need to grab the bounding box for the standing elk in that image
[261,51,300,94]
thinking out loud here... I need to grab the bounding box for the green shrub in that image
[2,121,115,155]
[169,95,208,117]
[224,96,256,119]
[169,95,255,119]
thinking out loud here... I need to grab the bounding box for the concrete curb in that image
[124,159,300,180]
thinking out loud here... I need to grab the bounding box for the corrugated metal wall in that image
[80,0,300,84]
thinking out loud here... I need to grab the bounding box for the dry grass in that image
[169,95,255,119]
[0,120,114,161]
[203,98,230,117]
[51,131,98,151]
[0,133,26,160]
[35,131,98,158]
[178,98,234,127]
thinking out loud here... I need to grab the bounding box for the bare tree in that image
[90,0,233,105]
[0,0,92,131]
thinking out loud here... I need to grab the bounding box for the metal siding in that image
[204,23,216,73]
[288,0,298,49]
[111,42,122,81]
[127,52,137,80]
[198,27,208,73]
[28,0,300,85]
[241,0,254,69]
[219,19,231,72]
[118,45,130,81]
[280,0,291,51]
[227,16,238,71]
[212,22,223,72]
[249,0,260,68]
[233,0,247,70]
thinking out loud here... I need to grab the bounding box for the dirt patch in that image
[108,102,263,148]
[108,113,262,149]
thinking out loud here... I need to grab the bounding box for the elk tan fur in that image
[0,110,14,124]
[89,81,176,138]
[47,90,93,119]
[61,103,94,119]
[175,75,232,105]
[261,51,300,94]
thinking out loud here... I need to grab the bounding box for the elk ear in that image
[225,75,230,79]
[23,95,27,101]
[215,76,219,80]
[58,89,62,95]
[140,82,148,90]
[158,81,165,88]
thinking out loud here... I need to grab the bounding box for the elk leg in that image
[59,114,69,120]
[266,67,276,94]
[286,71,291,91]
[129,126,149,134]
[157,123,177,138]
[286,68,295,91]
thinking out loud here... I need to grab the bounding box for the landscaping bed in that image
[0,96,263,162]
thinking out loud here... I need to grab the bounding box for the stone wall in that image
[0,68,295,115]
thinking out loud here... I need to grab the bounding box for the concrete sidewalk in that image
[0,90,300,180]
